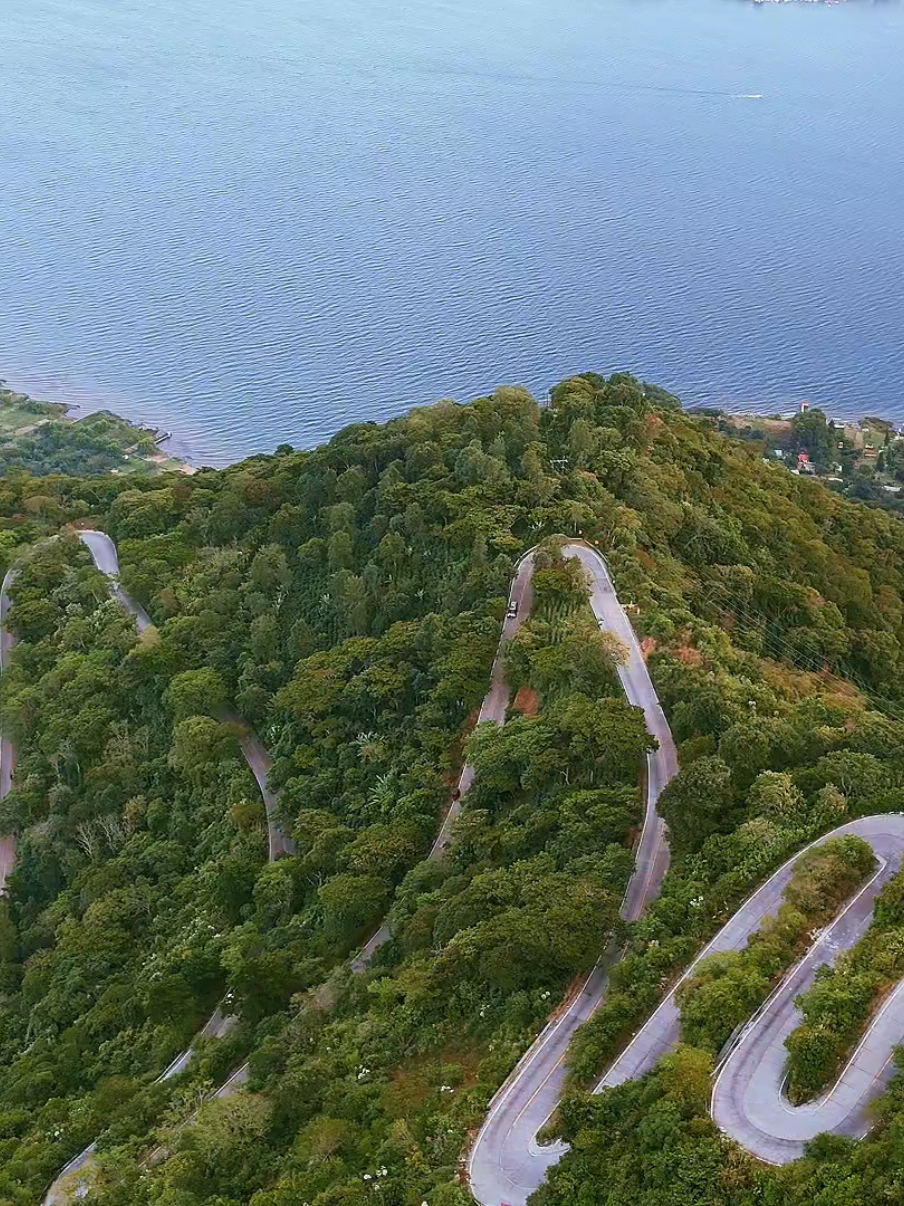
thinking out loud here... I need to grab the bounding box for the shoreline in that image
[692,400,903,436]
[0,376,196,476]
[5,367,899,479]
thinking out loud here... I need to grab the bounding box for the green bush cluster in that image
[785,864,904,1103]
[676,836,876,1055]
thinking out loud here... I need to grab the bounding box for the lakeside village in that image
[705,403,904,513]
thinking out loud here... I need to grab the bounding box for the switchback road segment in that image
[23,532,291,1204]
[37,534,539,1198]
[468,542,677,1206]
[600,815,904,1164]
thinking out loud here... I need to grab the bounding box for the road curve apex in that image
[599,814,904,1167]
[468,542,676,1206]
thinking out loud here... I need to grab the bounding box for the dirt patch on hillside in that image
[640,637,658,661]
[759,658,865,706]
[512,685,540,716]
[724,414,792,436]
[643,413,666,448]
[674,643,702,666]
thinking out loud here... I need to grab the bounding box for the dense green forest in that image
[3,373,904,1205]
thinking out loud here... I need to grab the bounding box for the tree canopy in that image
[3,373,904,1204]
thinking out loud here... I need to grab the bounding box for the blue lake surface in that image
[1,0,902,464]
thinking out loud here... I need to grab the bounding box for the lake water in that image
[1,0,902,465]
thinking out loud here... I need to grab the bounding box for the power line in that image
[684,583,904,725]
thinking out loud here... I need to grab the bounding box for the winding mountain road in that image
[0,567,18,893]
[351,551,537,972]
[468,543,677,1206]
[470,684,904,1196]
[78,533,296,862]
[599,815,904,1164]
[710,816,904,1162]
[0,532,292,1204]
[16,533,904,1202]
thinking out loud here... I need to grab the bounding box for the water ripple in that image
[1,0,902,464]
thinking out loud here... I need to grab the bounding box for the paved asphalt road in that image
[711,815,904,1163]
[351,551,537,973]
[468,542,678,1206]
[81,530,295,862]
[29,532,287,1205]
[599,814,904,1165]
[0,567,19,894]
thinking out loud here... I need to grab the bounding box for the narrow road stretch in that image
[37,535,541,1197]
[468,542,677,1206]
[599,815,904,1164]
[351,551,536,972]
[78,533,295,862]
[0,567,19,893]
[0,533,292,1205]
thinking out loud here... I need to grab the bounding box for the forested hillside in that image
[3,373,904,1205]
